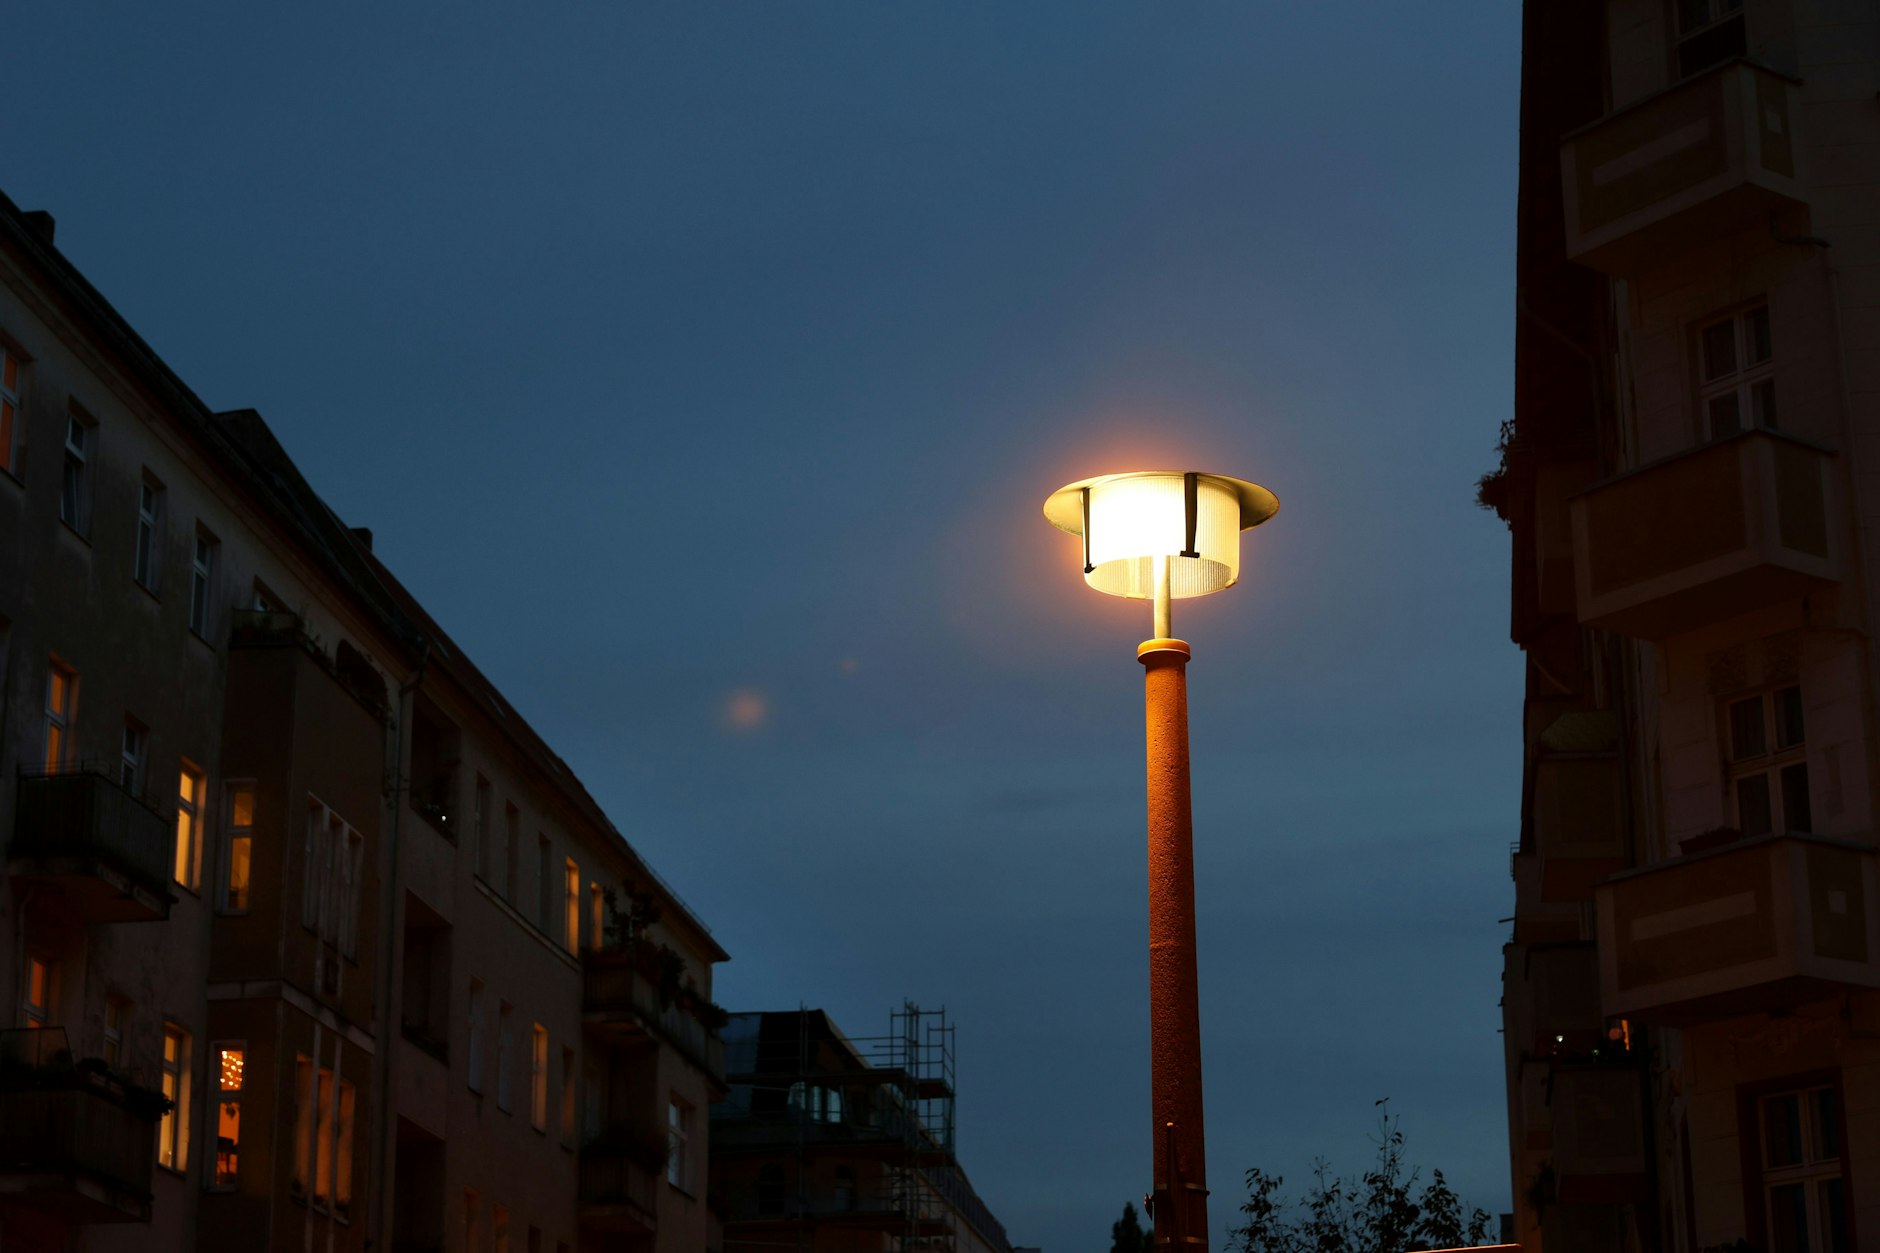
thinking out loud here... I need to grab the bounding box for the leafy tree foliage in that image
[1110,1201,1154,1253]
[1228,1105,1494,1253]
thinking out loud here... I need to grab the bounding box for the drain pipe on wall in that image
[368,635,430,1253]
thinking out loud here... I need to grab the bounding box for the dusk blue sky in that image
[9,3,1524,1247]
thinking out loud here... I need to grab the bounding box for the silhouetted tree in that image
[1110,1201,1154,1253]
[1228,1104,1493,1253]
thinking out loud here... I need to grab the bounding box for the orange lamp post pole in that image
[1043,471,1279,1253]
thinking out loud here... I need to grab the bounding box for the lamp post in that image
[1043,470,1279,1252]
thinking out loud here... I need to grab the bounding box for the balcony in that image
[1551,1064,1650,1205]
[1512,943,1605,1060]
[9,771,172,922]
[1560,60,1806,273]
[0,1029,164,1223]
[1596,833,1880,1024]
[577,1143,659,1235]
[1532,753,1626,902]
[583,951,726,1087]
[1570,431,1836,639]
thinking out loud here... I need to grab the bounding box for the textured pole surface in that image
[1138,636,1208,1250]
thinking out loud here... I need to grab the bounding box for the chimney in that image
[351,527,373,551]
[22,211,54,246]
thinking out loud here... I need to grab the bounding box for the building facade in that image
[710,1006,1013,1253]
[0,189,727,1253]
[1497,2,1880,1251]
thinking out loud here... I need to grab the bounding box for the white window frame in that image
[0,344,22,478]
[175,762,205,890]
[1757,1083,1845,1253]
[159,1023,191,1173]
[222,782,256,913]
[1696,303,1776,440]
[210,1040,244,1189]
[60,410,92,534]
[134,477,164,591]
[120,719,147,797]
[189,529,216,639]
[1725,684,1810,838]
[43,660,75,773]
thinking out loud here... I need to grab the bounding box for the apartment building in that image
[1496,3,1880,1251]
[0,188,728,1253]
[710,1006,1014,1253]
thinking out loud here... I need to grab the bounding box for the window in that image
[339,826,364,959]
[467,979,487,1092]
[212,1043,244,1187]
[496,1001,515,1112]
[21,955,51,1027]
[1727,685,1810,837]
[590,882,603,951]
[1697,304,1776,439]
[223,784,255,912]
[189,529,217,638]
[504,804,520,903]
[175,763,204,889]
[1677,0,1746,78]
[0,344,21,477]
[583,1060,604,1145]
[667,1096,692,1191]
[103,995,126,1065]
[1756,1084,1847,1252]
[303,796,364,949]
[560,1045,576,1147]
[494,1204,510,1253]
[530,1024,549,1131]
[474,775,492,880]
[564,860,580,952]
[43,660,75,772]
[134,477,164,591]
[159,1024,191,1172]
[464,1188,480,1249]
[120,718,147,797]
[537,834,552,930]
[300,1057,354,1215]
[60,410,92,534]
[834,1164,857,1210]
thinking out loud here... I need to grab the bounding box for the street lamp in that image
[1043,470,1279,1252]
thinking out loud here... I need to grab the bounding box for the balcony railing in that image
[582,953,725,1084]
[0,1029,164,1223]
[1508,943,1605,1060]
[1570,430,1836,639]
[1596,833,1880,1024]
[1561,59,1807,273]
[577,1149,659,1232]
[9,771,172,922]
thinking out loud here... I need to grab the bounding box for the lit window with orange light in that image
[213,1043,244,1187]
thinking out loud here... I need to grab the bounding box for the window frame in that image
[188,527,218,640]
[667,1094,693,1192]
[21,953,53,1028]
[175,761,205,891]
[1738,1070,1857,1253]
[0,342,23,480]
[120,718,148,798]
[60,407,94,536]
[530,1023,549,1132]
[564,859,580,953]
[1694,302,1777,442]
[467,979,487,1093]
[496,1001,515,1113]
[134,475,165,593]
[209,1040,245,1189]
[1674,0,1747,79]
[43,659,76,774]
[1722,684,1810,838]
[222,781,256,914]
[159,1023,192,1174]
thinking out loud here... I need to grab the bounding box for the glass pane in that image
[1703,320,1738,379]
[1753,379,1779,429]
[1747,305,1773,364]
[1768,1182,1810,1253]
[1765,1093,1804,1166]
[1822,1177,1847,1253]
[231,788,255,828]
[1731,698,1768,759]
[1813,1089,1839,1161]
[1738,774,1774,836]
[1775,687,1805,748]
[1709,392,1742,436]
[1781,764,1812,834]
[228,835,252,910]
[216,1101,241,1185]
[218,1047,244,1093]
